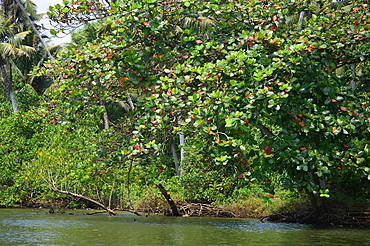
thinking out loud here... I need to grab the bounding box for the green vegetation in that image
[0,0,369,223]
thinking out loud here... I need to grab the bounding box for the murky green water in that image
[0,209,369,245]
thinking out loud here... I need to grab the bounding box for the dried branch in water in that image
[49,184,118,216]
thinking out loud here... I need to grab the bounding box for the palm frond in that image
[0,17,15,38]
[0,42,23,57]
[32,44,68,67]
[23,0,38,17]
[9,58,25,79]
[17,44,35,55]
[8,30,32,46]
[181,16,215,35]
[47,44,68,55]
[0,42,34,58]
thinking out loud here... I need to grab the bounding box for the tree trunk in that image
[127,95,135,110]
[100,100,109,129]
[298,2,308,25]
[178,116,185,176]
[0,58,19,112]
[157,183,181,216]
[171,142,180,176]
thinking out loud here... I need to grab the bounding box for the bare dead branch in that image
[49,184,118,216]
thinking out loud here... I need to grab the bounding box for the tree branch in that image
[49,184,118,216]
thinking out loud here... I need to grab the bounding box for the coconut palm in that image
[0,25,35,112]
[0,0,51,111]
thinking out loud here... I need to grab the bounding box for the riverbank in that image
[133,193,370,228]
[6,199,370,228]
[260,204,370,227]
[4,187,369,228]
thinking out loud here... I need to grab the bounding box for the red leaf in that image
[299,147,307,152]
[269,26,278,31]
[263,146,272,155]
[340,106,347,111]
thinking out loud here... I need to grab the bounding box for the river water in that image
[0,209,369,245]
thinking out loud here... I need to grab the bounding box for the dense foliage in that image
[1,0,369,212]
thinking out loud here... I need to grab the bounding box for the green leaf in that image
[225,118,234,127]
[50,29,58,35]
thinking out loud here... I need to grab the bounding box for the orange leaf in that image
[340,106,347,111]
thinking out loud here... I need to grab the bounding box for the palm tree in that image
[0,0,49,111]
[0,23,35,112]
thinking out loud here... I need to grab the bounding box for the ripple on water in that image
[0,209,369,246]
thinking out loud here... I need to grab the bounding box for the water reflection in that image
[0,209,369,245]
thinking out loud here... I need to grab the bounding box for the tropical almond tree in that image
[38,0,369,217]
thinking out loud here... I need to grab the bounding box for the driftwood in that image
[84,209,141,216]
[157,183,181,216]
[49,186,118,216]
[179,203,238,218]
[156,184,238,218]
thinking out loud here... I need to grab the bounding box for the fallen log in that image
[49,185,118,216]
